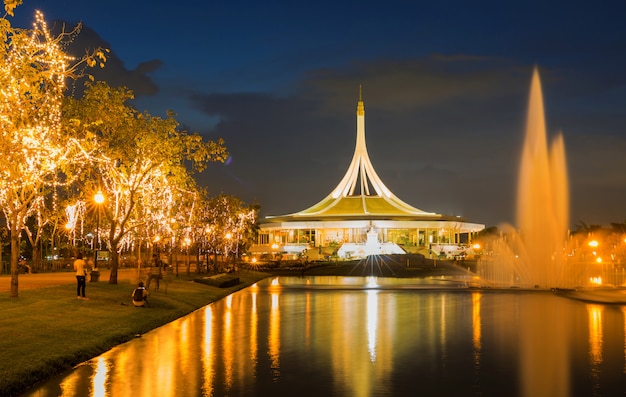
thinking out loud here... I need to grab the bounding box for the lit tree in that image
[0,8,105,297]
[201,194,258,271]
[64,82,227,284]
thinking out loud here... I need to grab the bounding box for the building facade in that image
[253,91,484,260]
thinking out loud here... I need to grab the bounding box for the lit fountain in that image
[477,68,575,289]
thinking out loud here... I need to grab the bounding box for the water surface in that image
[22,276,626,396]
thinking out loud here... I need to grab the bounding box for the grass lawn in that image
[0,270,269,396]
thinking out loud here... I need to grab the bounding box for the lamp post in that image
[93,191,105,280]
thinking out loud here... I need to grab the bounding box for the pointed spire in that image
[356,85,365,116]
[285,87,437,216]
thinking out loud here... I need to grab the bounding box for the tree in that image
[201,194,258,271]
[64,82,227,284]
[0,9,104,297]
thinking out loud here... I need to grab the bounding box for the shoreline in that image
[0,269,269,396]
[6,260,624,395]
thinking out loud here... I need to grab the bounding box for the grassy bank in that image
[0,270,269,396]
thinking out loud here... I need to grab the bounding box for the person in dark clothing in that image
[132,281,149,307]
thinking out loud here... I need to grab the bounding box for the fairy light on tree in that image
[0,7,105,298]
[200,194,258,271]
[64,201,85,255]
[65,83,227,284]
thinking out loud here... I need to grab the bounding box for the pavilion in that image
[252,90,484,260]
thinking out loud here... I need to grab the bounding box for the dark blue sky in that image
[11,0,626,228]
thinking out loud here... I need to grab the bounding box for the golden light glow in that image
[91,357,108,397]
[588,240,599,248]
[366,289,378,363]
[202,306,214,395]
[472,292,482,357]
[269,288,281,378]
[223,298,234,388]
[590,276,603,285]
[94,190,105,204]
[588,305,604,365]
[249,290,258,365]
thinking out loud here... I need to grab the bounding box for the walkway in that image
[0,268,141,292]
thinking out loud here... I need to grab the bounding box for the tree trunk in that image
[108,249,119,284]
[175,250,179,277]
[10,230,19,298]
[186,250,191,276]
[0,237,3,275]
[32,245,42,273]
[136,242,142,273]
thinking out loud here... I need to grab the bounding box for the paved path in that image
[0,268,141,292]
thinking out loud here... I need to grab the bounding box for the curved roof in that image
[264,90,469,226]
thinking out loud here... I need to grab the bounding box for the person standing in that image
[146,253,162,291]
[74,253,89,300]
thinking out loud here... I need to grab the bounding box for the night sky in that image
[11,0,626,229]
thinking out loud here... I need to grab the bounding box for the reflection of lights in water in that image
[179,318,191,377]
[367,289,378,362]
[59,363,81,395]
[440,295,447,360]
[226,294,233,309]
[472,293,482,360]
[250,291,258,364]
[623,307,626,375]
[588,305,603,365]
[305,293,311,348]
[271,278,280,287]
[269,290,281,379]
[587,304,604,395]
[202,306,214,396]
[224,298,234,388]
[92,357,108,397]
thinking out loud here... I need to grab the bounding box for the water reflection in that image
[588,304,603,396]
[22,277,626,397]
[472,292,481,378]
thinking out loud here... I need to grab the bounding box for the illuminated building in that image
[254,89,484,260]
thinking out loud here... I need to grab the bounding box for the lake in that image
[21,276,626,396]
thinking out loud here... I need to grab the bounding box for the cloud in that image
[51,20,162,98]
[190,55,626,228]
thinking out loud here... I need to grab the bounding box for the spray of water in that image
[479,68,572,288]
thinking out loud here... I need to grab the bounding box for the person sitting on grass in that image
[132,281,149,307]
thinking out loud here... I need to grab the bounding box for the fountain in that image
[474,68,626,303]
[477,68,574,289]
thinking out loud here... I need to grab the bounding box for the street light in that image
[93,190,105,272]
